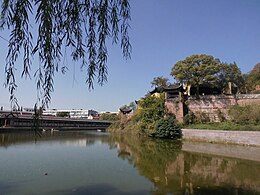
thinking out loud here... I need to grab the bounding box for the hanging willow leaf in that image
[0,0,131,108]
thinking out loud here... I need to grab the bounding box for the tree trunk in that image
[196,85,200,99]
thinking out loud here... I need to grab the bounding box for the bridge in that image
[0,111,111,131]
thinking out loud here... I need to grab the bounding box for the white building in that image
[43,109,98,119]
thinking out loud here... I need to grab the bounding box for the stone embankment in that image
[182,129,260,146]
[182,129,260,162]
[182,141,260,162]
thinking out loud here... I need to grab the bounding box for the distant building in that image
[119,106,132,115]
[100,111,119,114]
[23,108,34,112]
[149,84,184,99]
[149,86,165,97]
[43,109,98,119]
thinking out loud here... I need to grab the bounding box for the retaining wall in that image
[182,129,260,146]
[182,140,260,162]
[166,94,260,122]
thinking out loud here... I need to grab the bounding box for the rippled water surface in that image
[0,131,259,194]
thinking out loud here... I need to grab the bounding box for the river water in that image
[0,131,259,195]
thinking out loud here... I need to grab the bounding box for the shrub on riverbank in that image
[151,116,182,139]
[228,104,260,124]
[100,113,120,121]
[108,94,166,135]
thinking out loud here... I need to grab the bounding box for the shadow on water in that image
[108,134,260,195]
[52,183,151,195]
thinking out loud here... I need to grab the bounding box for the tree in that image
[252,63,260,71]
[217,62,245,93]
[100,112,119,121]
[244,63,260,93]
[0,0,131,108]
[56,112,70,117]
[151,76,169,88]
[135,94,165,133]
[170,54,222,96]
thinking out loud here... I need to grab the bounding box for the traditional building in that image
[119,106,132,115]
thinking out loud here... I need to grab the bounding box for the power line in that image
[0,35,8,42]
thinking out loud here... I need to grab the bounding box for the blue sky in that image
[0,0,260,112]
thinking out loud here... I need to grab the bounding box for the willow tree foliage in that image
[0,0,131,108]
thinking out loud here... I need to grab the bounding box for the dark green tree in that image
[170,54,222,96]
[100,113,119,121]
[218,62,245,93]
[152,116,182,139]
[252,63,260,71]
[151,76,170,88]
[135,94,165,132]
[56,112,70,117]
[244,63,260,93]
[0,0,131,108]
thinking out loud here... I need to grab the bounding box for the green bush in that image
[195,111,210,123]
[228,105,260,124]
[100,113,120,121]
[152,116,182,139]
[216,109,226,122]
[56,112,70,117]
[132,94,166,133]
[183,122,260,131]
[183,112,196,125]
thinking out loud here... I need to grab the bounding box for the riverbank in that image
[182,140,260,162]
[182,129,260,146]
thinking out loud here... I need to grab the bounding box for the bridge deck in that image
[0,112,111,131]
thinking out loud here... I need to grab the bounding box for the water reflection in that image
[0,131,153,194]
[0,131,259,194]
[0,131,108,148]
[110,134,260,195]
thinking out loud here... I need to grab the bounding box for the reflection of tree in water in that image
[109,134,183,194]
[180,153,260,195]
[109,134,260,195]
[85,138,95,146]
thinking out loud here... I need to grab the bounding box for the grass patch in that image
[183,122,260,131]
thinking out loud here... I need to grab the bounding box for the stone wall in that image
[182,129,260,147]
[165,94,260,122]
[165,97,184,123]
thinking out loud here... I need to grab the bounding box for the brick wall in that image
[165,97,184,123]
